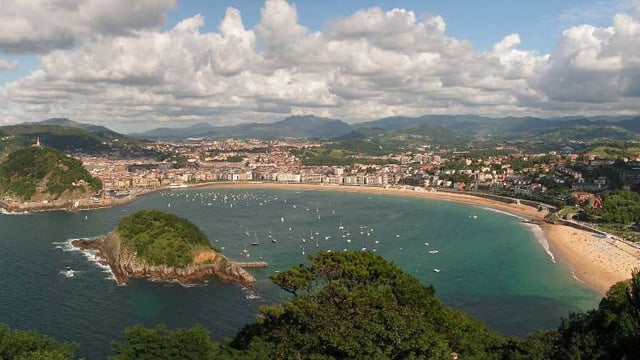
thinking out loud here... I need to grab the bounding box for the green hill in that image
[0,118,151,158]
[116,210,214,268]
[0,147,102,201]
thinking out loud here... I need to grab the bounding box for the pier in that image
[233,261,268,268]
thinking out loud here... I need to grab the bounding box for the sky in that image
[0,0,640,132]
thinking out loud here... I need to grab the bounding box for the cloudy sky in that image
[1,0,639,132]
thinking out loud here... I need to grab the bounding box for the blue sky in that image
[166,0,630,52]
[0,0,639,130]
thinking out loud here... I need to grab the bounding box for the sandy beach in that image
[194,182,640,295]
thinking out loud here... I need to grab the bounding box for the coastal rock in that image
[72,231,255,286]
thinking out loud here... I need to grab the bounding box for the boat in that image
[241,244,250,258]
[338,219,344,231]
[271,237,277,243]
[281,216,284,222]
[433,269,441,273]
[62,266,75,278]
[428,250,439,254]
[315,238,319,248]
[251,233,259,246]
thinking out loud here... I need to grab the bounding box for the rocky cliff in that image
[72,231,255,286]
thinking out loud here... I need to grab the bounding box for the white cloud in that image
[0,58,17,70]
[2,0,640,131]
[0,0,176,54]
[534,10,640,103]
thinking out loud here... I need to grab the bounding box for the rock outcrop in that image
[72,231,255,286]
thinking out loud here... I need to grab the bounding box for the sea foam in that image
[521,223,556,263]
[54,238,117,283]
[479,206,528,221]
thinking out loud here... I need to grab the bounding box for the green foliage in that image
[0,322,77,359]
[117,210,212,268]
[231,251,504,359]
[593,190,640,224]
[111,324,222,360]
[0,147,102,200]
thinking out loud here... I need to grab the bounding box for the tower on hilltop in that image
[31,137,41,148]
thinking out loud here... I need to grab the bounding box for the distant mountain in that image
[130,115,354,140]
[129,122,217,141]
[355,114,640,141]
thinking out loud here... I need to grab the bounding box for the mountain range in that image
[129,114,640,142]
[129,115,354,141]
[2,114,640,155]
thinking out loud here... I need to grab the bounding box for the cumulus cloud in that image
[535,10,640,103]
[0,0,176,54]
[1,0,640,130]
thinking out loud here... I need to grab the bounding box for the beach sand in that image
[542,224,640,295]
[194,182,640,295]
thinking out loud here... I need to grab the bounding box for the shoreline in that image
[5,181,638,294]
[193,182,640,295]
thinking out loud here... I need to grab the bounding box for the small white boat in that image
[62,267,75,278]
[433,269,441,273]
[428,250,439,254]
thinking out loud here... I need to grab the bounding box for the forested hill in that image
[0,147,102,201]
[116,210,214,268]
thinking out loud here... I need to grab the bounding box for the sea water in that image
[0,188,600,358]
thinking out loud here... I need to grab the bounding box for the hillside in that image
[0,118,151,158]
[356,114,640,142]
[72,210,255,285]
[116,210,213,268]
[0,147,102,201]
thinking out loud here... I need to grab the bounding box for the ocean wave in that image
[57,237,117,283]
[241,286,262,300]
[571,271,587,285]
[479,206,527,221]
[521,223,556,263]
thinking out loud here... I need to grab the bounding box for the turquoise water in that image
[0,188,600,358]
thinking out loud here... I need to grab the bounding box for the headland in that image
[71,209,256,287]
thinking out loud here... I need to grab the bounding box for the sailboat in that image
[241,244,250,258]
[338,219,344,231]
[315,237,319,248]
[251,232,259,246]
[259,249,264,260]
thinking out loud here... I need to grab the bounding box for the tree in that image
[0,322,77,360]
[111,324,222,360]
[231,251,504,359]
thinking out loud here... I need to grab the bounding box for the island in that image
[72,209,256,286]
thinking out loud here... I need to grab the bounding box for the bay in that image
[0,188,600,358]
